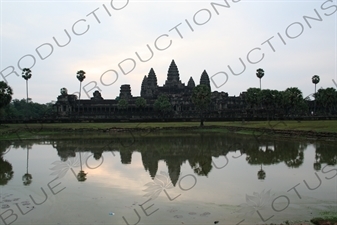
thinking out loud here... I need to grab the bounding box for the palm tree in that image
[312,75,320,114]
[22,68,32,103]
[256,68,264,90]
[312,75,320,95]
[76,70,86,115]
[76,70,86,100]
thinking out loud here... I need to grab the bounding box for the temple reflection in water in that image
[2,133,336,186]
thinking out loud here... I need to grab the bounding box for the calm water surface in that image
[0,131,336,225]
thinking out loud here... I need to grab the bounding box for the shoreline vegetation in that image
[1,120,337,141]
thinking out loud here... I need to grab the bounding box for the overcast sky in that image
[1,0,336,103]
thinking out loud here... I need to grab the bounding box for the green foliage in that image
[22,68,32,80]
[245,87,309,117]
[1,99,54,120]
[77,170,87,182]
[135,97,146,108]
[311,215,337,225]
[154,95,172,113]
[22,68,32,103]
[0,81,13,109]
[257,167,266,180]
[0,157,13,185]
[76,70,86,82]
[22,173,32,186]
[245,88,261,109]
[60,88,68,96]
[189,156,212,176]
[191,85,211,110]
[192,85,211,127]
[256,68,264,79]
[118,98,128,110]
[315,87,337,114]
[312,75,320,85]
[256,68,264,89]
[76,70,86,101]
[282,87,306,115]
[258,89,272,107]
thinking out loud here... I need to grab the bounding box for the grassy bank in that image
[1,120,337,141]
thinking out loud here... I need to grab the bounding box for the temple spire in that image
[200,70,211,91]
[147,68,157,88]
[187,77,195,88]
[141,75,148,97]
[164,59,183,87]
[119,84,132,99]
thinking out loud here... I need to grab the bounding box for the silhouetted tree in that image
[312,75,320,96]
[135,97,146,108]
[312,75,320,114]
[154,94,172,117]
[191,85,211,127]
[0,145,14,185]
[282,87,306,117]
[245,88,261,117]
[118,98,129,110]
[0,81,13,120]
[256,68,264,90]
[76,70,86,100]
[315,87,337,115]
[22,68,32,103]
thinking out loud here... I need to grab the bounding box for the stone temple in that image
[55,59,246,120]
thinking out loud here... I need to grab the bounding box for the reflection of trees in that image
[188,134,213,177]
[22,145,32,186]
[257,165,266,180]
[314,142,337,170]
[0,157,13,185]
[0,141,14,186]
[77,170,87,182]
[243,139,307,180]
[284,151,304,168]
[314,150,321,171]
[189,156,212,176]
[282,142,306,168]
[91,149,104,160]
[76,152,87,182]
[58,150,76,162]
[245,140,306,169]
[246,144,280,165]
[48,133,333,184]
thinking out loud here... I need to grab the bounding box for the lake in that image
[0,130,336,225]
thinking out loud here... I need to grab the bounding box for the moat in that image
[0,132,336,225]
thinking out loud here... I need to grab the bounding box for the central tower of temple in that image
[163,60,184,88]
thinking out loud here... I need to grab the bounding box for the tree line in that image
[1,68,336,124]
